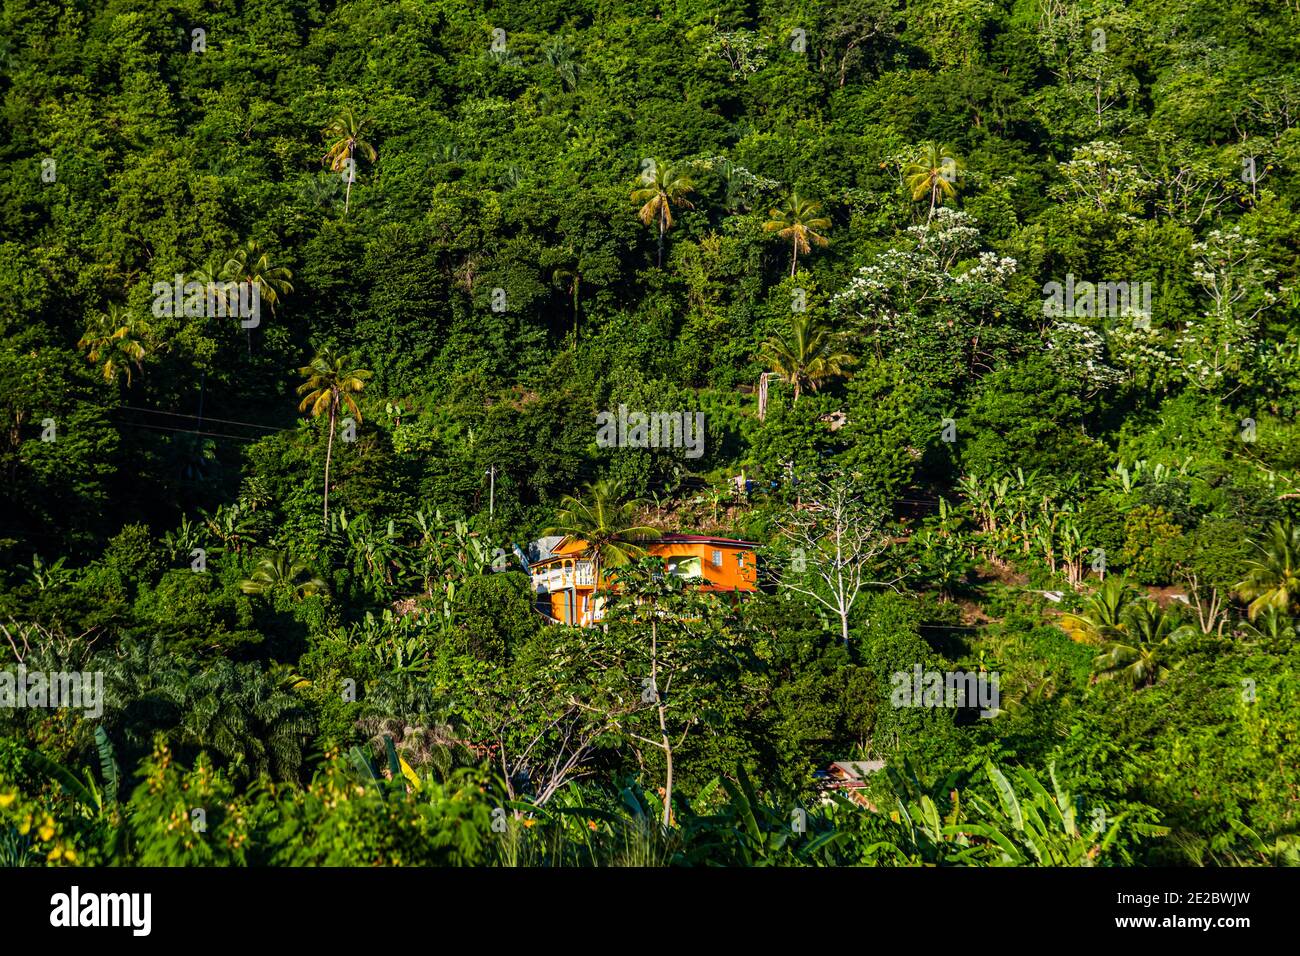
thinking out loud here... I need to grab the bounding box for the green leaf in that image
[986,762,1023,831]
[94,725,120,804]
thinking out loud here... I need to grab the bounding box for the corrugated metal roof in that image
[658,534,759,547]
[524,535,566,562]
[829,760,886,779]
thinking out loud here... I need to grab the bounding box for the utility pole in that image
[486,465,495,518]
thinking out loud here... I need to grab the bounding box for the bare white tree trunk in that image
[772,476,899,645]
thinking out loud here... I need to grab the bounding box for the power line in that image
[117,405,285,432]
[112,419,258,443]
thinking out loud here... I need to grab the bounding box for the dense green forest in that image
[1,0,1299,867]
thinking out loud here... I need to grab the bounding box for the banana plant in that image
[331,510,406,600]
[200,502,256,555]
[670,764,838,866]
[1227,818,1300,866]
[348,609,435,671]
[347,735,421,801]
[26,555,70,591]
[162,515,208,564]
[956,762,1144,866]
[1058,518,1088,587]
[877,760,1166,866]
[17,728,119,815]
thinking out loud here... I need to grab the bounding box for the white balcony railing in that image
[532,561,595,592]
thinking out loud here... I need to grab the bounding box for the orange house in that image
[527,534,758,626]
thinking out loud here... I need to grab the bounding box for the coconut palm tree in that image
[191,254,233,315]
[77,304,151,386]
[221,239,294,356]
[762,192,831,276]
[758,312,855,403]
[1059,576,1139,644]
[296,349,372,529]
[632,161,695,267]
[239,550,328,599]
[1236,523,1300,620]
[322,107,377,215]
[544,478,662,616]
[221,240,293,314]
[551,257,583,344]
[1092,601,1189,687]
[99,636,190,757]
[903,142,961,222]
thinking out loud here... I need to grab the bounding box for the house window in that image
[738,553,746,568]
[711,549,722,566]
[668,556,702,580]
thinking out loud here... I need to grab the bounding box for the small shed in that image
[816,760,886,807]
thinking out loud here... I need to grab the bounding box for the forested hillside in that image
[2,0,1299,866]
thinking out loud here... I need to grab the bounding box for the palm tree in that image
[551,259,582,344]
[239,551,328,599]
[1092,601,1189,688]
[1237,523,1300,620]
[221,239,293,313]
[222,239,294,356]
[296,349,372,529]
[100,636,191,757]
[322,107,377,215]
[903,142,961,222]
[544,478,662,618]
[1059,576,1139,644]
[77,304,151,386]
[175,659,313,781]
[632,161,695,267]
[758,312,855,402]
[762,193,831,276]
[1240,605,1296,646]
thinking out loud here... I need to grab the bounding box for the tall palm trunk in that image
[790,238,799,277]
[657,211,666,268]
[343,144,354,215]
[323,402,337,529]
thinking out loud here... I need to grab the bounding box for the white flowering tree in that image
[832,209,1021,396]
[1048,141,1152,218]
[1178,227,1279,391]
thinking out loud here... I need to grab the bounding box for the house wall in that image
[652,541,756,590]
[534,538,757,625]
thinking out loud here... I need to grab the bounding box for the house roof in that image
[524,535,566,563]
[535,533,759,560]
[657,534,759,548]
[828,760,886,780]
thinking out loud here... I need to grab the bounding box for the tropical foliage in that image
[1,0,1298,870]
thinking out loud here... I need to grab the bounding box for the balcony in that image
[532,561,595,593]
